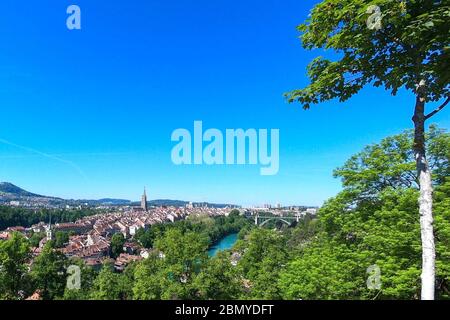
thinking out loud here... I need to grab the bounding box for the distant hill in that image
[0,182,46,198]
[149,199,189,207]
[76,198,132,206]
[0,182,239,208]
[97,198,132,205]
[132,199,239,208]
[0,182,129,206]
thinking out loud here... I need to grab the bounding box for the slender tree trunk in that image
[412,83,435,300]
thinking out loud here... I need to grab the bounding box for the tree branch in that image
[344,76,363,86]
[425,97,450,120]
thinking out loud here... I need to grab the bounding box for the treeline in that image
[0,206,100,231]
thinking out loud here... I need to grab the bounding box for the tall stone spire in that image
[46,213,53,241]
[141,187,148,211]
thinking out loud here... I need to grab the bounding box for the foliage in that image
[132,229,208,300]
[155,229,209,299]
[30,242,68,300]
[279,128,450,300]
[434,178,450,299]
[333,126,449,198]
[279,239,366,300]
[285,0,449,107]
[285,214,319,254]
[132,254,164,300]
[0,232,31,299]
[90,264,123,300]
[111,233,126,259]
[134,223,165,249]
[62,258,98,300]
[194,251,243,299]
[236,228,289,299]
[54,231,70,248]
[0,206,99,231]
[29,232,45,248]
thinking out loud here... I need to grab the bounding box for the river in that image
[207,233,238,257]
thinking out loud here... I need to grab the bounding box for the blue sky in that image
[0,0,448,206]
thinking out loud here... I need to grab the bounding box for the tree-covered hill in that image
[0,182,45,198]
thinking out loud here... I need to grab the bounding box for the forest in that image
[0,207,100,231]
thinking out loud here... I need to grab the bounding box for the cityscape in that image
[0,183,318,300]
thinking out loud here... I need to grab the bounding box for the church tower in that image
[46,214,53,241]
[141,187,148,211]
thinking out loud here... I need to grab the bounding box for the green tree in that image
[279,129,450,299]
[155,228,209,274]
[135,224,168,249]
[30,242,68,300]
[237,228,288,299]
[279,239,365,300]
[110,233,125,259]
[285,216,319,254]
[119,261,137,300]
[229,209,241,217]
[194,251,242,299]
[90,264,123,300]
[434,178,450,299]
[29,232,45,248]
[286,0,449,299]
[62,258,98,300]
[0,206,99,231]
[54,231,69,248]
[154,228,209,299]
[134,227,155,248]
[132,254,164,300]
[333,126,449,197]
[0,232,31,299]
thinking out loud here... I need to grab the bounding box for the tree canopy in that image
[286,0,449,107]
[279,128,450,299]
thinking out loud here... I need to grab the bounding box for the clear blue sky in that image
[0,0,448,206]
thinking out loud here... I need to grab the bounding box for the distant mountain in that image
[0,182,47,198]
[133,199,238,208]
[97,198,132,205]
[0,182,125,206]
[77,198,132,206]
[150,199,189,207]
[0,182,239,208]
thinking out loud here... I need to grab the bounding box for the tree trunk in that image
[412,86,435,300]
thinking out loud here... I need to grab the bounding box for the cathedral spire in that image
[141,187,148,211]
[46,213,53,241]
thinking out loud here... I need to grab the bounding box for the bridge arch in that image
[259,217,292,227]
